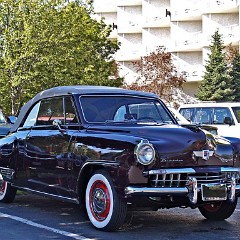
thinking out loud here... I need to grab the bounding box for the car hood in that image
[87,123,234,168]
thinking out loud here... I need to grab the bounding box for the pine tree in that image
[196,30,233,101]
[229,52,240,101]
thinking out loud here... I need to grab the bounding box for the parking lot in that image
[1,192,240,240]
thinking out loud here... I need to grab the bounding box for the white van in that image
[178,102,240,138]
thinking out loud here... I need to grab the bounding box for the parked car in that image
[178,102,240,138]
[0,86,240,231]
[169,107,218,135]
[0,109,16,138]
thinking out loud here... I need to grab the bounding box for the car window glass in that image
[114,106,127,121]
[232,107,240,123]
[192,108,212,124]
[213,107,233,124]
[64,96,79,125]
[80,96,173,123]
[179,108,194,121]
[129,102,158,120]
[22,102,40,127]
[36,97,63,126]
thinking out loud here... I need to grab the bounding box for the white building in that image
[92,0,240,96]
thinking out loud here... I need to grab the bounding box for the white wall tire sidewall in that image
[0,181,8,201]
[86,173,114,229]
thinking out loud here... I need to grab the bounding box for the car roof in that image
[179,102,240,108]
[34,85,158,99]
[10,85,159,132]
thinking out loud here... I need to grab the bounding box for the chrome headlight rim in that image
[135,139,155,165]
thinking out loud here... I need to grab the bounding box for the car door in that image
[23,96,79,198]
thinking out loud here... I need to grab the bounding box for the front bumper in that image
[125,167,240,204]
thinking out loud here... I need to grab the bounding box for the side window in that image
[36,97,63,126]
[64,96,79,124]
[179,108,194,121]
[192,108,212,124]
[23,102,41,127]
[213,107,233,124]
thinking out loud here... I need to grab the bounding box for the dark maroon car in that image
[0,86,239,231]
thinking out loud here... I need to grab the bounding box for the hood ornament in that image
[193,150,214,161]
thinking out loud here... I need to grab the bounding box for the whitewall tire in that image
[85,169,127,231]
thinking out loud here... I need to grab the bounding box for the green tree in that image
[228,52,240,101]
[0,0,122,115]
[196,30,233,101]
[125,47,186,106]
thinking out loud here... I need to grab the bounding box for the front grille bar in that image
[146,168,240,188]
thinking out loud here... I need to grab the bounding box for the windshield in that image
[80,96,174,124]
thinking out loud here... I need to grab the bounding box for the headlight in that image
[135,140,155,165]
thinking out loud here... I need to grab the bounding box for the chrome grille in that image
[150,173,187,188]
[149,172,240,188]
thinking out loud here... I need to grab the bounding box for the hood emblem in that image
[193,150,214,161]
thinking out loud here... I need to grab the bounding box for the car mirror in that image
[224,116,232,125]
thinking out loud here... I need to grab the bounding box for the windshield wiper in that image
[104,119,138,124]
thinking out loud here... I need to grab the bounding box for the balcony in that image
[93,0,117,13]
[117,0,142,7]
[204,0,238,13]
[172,7,203,21]
[172,31,203,52]
[143,44,170,55]
[115,46,143,61]
[204,25,240,46]
[221,25,240,45]
[117,18,143,33]
[177,66,204,82]
[142,15,171,28]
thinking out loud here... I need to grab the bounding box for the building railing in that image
[175,31,202,48]
[117,0,142,7]
[176,66,205,81]
[206,0,238,9]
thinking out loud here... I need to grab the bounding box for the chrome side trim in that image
[12,186,79,204]
[221,167,240,173]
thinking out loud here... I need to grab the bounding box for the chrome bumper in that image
[125,167,240,204]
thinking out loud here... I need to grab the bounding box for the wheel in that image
[0,180,16,203]
[198,198,238,220]
[85,169,127,231]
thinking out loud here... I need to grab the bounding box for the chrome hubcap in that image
[92,188,107,214]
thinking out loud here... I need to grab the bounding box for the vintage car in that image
[0,86,240,231]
